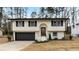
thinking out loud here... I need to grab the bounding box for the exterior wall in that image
[35,32,39,40]
[12,20,66,41]
[13,32,15,41]
[50,32,64,39]
[35,31,64,41]
[35,31,49,42]
[57,32,64,39]
[12,20,66,32]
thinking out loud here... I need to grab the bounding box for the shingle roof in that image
[8,18,69,20]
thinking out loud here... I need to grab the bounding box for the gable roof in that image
[8,18,69,21]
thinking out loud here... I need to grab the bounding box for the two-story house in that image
[9,18,69,42]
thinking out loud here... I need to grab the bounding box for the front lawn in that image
[21,37,79,51]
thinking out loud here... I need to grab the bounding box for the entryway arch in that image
[40,23,47,27]
[40,23,47,36]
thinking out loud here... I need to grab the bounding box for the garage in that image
[15,32,35,41]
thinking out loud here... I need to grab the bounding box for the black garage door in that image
[15,32,35,41]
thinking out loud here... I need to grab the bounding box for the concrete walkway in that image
[0,41,34,51]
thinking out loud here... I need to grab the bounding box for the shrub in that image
[7,35,11,42]
[53,38,58,40]
[62,37,65,40]
[69,35,72,40]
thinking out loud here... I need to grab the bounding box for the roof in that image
[76,23,79,25]
[8,18,69,21]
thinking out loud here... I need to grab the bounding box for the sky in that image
[2,7,41,18]
[27,7,40,17]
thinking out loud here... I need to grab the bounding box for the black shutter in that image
[22,21,24,27]
[28,21,30,26]
[35,21,37,26]
[51,21,53,26]
[16,21,18,27]
[61,20,63,26]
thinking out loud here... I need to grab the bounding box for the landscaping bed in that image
[0,36,8,44]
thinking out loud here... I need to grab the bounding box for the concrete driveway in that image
[0,41,34,51]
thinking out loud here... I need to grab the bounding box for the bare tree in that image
[10,7,13,18]
[0,7,3,27]
[46,7,55,18]
[31,12,37,18]
[72,7,75,28]
[39,7,46,18]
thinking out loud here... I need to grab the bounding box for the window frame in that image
[28,21,37,27]
[51,20,63,26]
[16,21,24,27]
[53,32,57,36]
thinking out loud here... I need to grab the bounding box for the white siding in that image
[12,20,66,41]
[51,32,64,39]
[35,32,39,40]
[57,32,64,39]
[12,20,66,32]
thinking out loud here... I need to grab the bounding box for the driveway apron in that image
[0,41,34,51]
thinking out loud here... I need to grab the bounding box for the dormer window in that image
[16,21,24,27]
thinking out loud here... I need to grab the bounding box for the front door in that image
[41,27,46,36]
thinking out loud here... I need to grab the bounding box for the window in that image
[28,21,37,27]
[51,20,63,26]
[53,21,57,26]
[16,21,24,27]
[53,32,57,36]
[51,21,58,26]
[58,21,61,26]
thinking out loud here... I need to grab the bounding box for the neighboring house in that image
[8,18,69,42]
[72,23,79,37]
[76,23,79,36]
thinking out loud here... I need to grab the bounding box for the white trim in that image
[13,32,15,41]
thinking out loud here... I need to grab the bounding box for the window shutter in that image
[28,21,30,26]
[51,21,53,26]
[16,21,18,27]
[35,21,37,26]
[22,21,24,27]
[61,20,63,26]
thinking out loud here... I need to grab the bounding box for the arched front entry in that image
[40,24,47,37]
[41,27,46,36]
[36,23,48,42]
